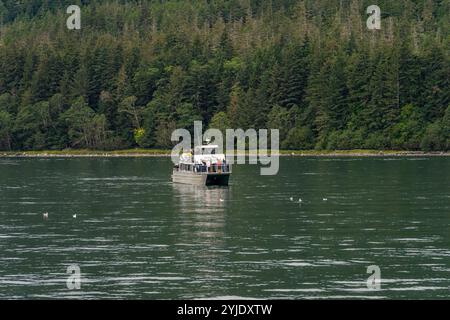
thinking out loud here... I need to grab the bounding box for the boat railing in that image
[177,163,232,174]
[195,164,232,174]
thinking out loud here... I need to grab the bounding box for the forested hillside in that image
[0,0,448,151]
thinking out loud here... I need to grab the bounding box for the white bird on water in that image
[323,198,328,201]
[43,212,49,219]
[73,214,77,219]
[290,197,294,202]
[298,198,302,203]
[220,199,225,202]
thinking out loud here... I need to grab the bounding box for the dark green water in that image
[0,157,449,299]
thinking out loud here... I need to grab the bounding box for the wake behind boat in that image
[172,142,232,186]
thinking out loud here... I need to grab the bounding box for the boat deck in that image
[172,163,231,186]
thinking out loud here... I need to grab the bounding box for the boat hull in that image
[172,170,230,186]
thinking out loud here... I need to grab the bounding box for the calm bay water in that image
[0,157,449,299]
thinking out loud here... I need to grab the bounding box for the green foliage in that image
[61,97,109,149]
[421,106,450,151]
[0,110,12,150]
[209,111,230,134]
[267,105,290,142]
[119,96,143,129]
[390,104,424,150]
[133,128,146,147]
[282,126,315,150]
[0,1,448,151]
[175,103,202,132]
[155,119,176,149]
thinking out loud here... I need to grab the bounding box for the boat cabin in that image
[176,144,231,174]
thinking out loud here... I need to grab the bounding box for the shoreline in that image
[0,149,449,158]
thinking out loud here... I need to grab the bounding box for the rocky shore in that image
[1,150,449,158]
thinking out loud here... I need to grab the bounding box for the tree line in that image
[0,0,448,151]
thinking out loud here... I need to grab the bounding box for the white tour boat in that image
[172,142,231,186]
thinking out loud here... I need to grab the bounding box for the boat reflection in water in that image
[172,183,230,215]
[172,184,232,294]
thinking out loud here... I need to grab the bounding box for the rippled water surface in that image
[0,157,449,299]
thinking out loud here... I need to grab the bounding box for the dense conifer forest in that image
[0,0,448,151]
